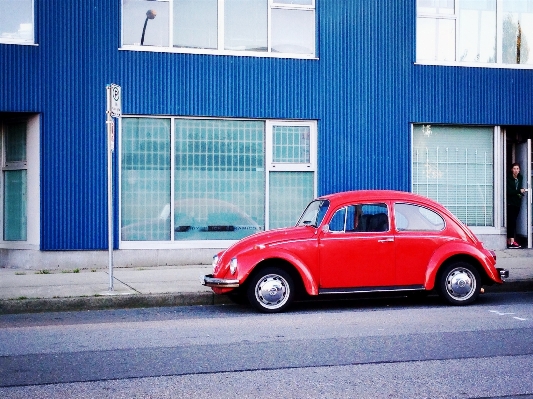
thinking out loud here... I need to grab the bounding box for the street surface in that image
[1,292,533,398]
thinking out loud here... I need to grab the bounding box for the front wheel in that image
[438,262,481,305]
[247,267,295,313]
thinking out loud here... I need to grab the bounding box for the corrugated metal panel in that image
[37,0,117,250]
[1,1,532,250]
[317,1,414,194]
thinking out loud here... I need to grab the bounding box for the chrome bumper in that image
[497,268,509,280]
[201,274,240,288]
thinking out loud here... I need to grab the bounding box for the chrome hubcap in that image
[255,274,290,310]
[446,267,476,300]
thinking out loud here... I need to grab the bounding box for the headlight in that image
[230,257,238,275]
[212,255,219,273]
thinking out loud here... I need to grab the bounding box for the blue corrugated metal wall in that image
[1,1,532,250]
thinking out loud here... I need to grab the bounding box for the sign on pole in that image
[110,84,122,117]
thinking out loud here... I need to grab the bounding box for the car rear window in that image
[394,203,445,231]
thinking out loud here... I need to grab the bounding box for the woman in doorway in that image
[507,162,526,248]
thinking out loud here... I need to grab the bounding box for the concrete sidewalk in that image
[1,249,532,314]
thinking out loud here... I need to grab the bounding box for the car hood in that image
[220,225,317,259]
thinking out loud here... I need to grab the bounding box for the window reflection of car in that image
[202,190,509,313]
[121,198,262,241]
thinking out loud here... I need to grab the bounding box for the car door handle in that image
[378,238,394,243]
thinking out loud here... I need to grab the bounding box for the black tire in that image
[246,267,295,313]
[438,261,481,305]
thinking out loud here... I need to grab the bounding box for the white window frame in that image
[0,115,40,249]
[0,0,35,45]
[265,120,317,230]
[120,0,317,59]
[119,117,317,249]
[416,0,533,69]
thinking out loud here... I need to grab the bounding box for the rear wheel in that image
[438,262,481,305]
[247,267,294,313]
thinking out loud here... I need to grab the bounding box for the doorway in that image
[505,127,532,249]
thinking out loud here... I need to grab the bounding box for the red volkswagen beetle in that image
[202,190,508,313]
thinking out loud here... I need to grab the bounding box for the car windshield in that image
[296,200,330,227]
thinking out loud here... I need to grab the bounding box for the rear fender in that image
[424,242,499,290]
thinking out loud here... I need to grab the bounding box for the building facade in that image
[1,0,532,269]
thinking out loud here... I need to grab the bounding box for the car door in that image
[393,202,447,287]
[318,202,396,289]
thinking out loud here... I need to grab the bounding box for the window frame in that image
[416,0,533,69]
[0,115,40,249]
[120,0,317,59]
[118,116,317,249]
[0,0,35,45]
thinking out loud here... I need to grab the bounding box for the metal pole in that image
[106,86,114,291]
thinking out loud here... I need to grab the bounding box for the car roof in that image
[317,190,439,206]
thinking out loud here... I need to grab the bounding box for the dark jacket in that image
[507,173,524,208]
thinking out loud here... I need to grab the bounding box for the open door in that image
[516,139,532,248]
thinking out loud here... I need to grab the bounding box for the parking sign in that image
[109,84,121,117]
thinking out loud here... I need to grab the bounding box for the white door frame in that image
[516,139,532,248]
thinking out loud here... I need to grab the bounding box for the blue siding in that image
[1,1,532,250]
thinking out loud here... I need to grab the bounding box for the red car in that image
[202,190,509,313]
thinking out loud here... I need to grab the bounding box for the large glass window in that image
[417,0,533,66]
[174,119,265,240]
[412,125,494,226]
[120,118,316,245]
[122,0,316,57]
[0,0,34,44]
[121,118,171,241]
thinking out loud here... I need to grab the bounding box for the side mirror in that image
[322,224,330,233]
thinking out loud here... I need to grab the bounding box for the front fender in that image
[236,247,319,296]
[424,242,499,290]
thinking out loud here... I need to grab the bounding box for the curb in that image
[483,280,533,293]
[0,281,531,315]
[0,292,232,315]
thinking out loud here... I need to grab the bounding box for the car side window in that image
[329,207,346,232]
[360,203,389,232]
[394,203,445,231]
[327,203,389,233]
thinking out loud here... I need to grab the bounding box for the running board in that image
[319,285,425,295]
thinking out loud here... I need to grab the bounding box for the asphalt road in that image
[1,292,533,398]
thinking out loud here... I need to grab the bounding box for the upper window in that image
[0,0,34,44]
[417,0,532,66]
[121,0,316,57]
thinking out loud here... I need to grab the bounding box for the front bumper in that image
[497,268,509,280]
[201,274,240,288]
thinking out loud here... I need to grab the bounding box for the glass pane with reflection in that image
[174,0,217,49]
[122,0,169,47]
[225,0,267,51]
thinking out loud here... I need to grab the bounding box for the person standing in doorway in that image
[507,162,527,248]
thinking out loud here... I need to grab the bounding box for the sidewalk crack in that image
[105,273,142,294]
